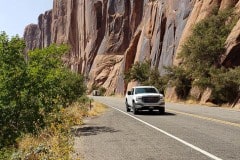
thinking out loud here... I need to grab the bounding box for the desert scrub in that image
[11,103,88,160]
[166,8,240,103]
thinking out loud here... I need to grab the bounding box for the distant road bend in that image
[75,96,240,160]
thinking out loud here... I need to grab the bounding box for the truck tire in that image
[132,102,138,115]
[159,108,165,115]
[126,101,130,112]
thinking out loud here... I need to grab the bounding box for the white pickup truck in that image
[125,86,165,114]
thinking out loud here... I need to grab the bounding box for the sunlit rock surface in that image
[24,0,240,107]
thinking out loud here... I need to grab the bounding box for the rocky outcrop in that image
[24,0,240,107]
[222,19,240,67]
[24,10,52,51]
[24,24,41,50]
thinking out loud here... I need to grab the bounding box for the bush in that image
[99,87,107,96]
[124,60,168,93]
[210,67,240,104]
[124,61,151,84]
[11,102,88,160]
[167,8,239,102]
[179,8,237,70]
[164,66,192,99]
[0,32,86,148]
[143,67,168,94]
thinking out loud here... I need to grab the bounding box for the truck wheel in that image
[126,102,130,112]
[132,102,138,115]
[159,108,165,115]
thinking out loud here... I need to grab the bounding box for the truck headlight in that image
[160,96,165,102]
[136,96,142,101]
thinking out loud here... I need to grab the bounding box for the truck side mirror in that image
[127,91,132,95]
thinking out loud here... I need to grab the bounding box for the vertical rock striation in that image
[24,0,240,106]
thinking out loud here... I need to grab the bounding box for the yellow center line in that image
[167,109,240,128]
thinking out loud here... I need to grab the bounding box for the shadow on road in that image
[73,126,120,137]
[136,111,175,116]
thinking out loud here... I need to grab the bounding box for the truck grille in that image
[142,96,160,103]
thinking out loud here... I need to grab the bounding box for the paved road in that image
[74,96,240,160]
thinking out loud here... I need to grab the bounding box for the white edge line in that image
[110,106,222,160]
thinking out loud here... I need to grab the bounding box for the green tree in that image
[124,61,151,84]
[167,8,239,102]
[178,9,237,89]
[210,67,240,103]
[124,60,167,93]
[0,32,86,148]
[0,32,29,147]
[164,66,192,99]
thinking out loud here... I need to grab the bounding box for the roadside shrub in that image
[124,60,168,93]
[0,148,14,160]
[12,103,88,160]
[0,32,86,149]
[179,8,237,70]
[0,32,30,147]
[166,8,239,103]
[210,67,240,104]
[143,67,168,94]
[99,87,107,96]
[124,61,151,84]
[164,66,192,99]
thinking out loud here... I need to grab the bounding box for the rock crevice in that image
[24,0,240,107]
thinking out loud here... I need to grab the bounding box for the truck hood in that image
[135,93,164,97]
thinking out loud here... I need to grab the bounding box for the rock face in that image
[24,0,240,106]
[24,10,52,51]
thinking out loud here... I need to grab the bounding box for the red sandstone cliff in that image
[24,0,240,107]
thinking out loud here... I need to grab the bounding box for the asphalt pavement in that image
[74,96,240,160]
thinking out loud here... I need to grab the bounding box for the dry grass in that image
[14,100,108,159]
[14,104,88,160]
[88,101,108,117]
[17,130,72,159]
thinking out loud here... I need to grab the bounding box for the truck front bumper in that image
[134,102,165,110]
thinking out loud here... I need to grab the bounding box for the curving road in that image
[74,96,240,160]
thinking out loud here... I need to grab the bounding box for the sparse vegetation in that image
[164,66,192,99]
[11,101,88,160]
[90,85,106,96]
[98,87,107,96]
[124,60,168,94]
[125,8,240,104]
[88,101,107,117]
[1,97,106,160]
[166,8,240,103]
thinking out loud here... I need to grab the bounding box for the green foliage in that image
[210,67,240,103]
[0,147,14,160]
[179,9,237,87]
[0,32,29,147]
[0,32,86,149]
[124,61,168,93]
[179,9,236,70]
[167,8,239,102]
[98,87,107,96]
[11,102,88,160]
[90,85,106,96]
[124,61,151,83]
[164,66,192,99]
[143,67,168,94]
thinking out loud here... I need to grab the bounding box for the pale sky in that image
[0,0,53,37]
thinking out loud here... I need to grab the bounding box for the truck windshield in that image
[135,88,158,94]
